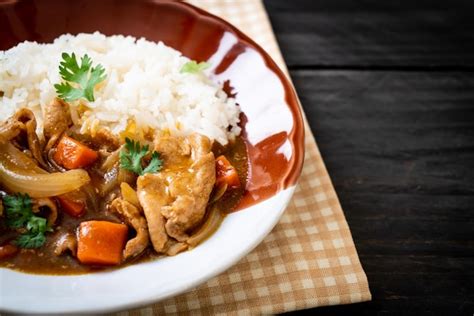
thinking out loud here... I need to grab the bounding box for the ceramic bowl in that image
[0,0,304,313]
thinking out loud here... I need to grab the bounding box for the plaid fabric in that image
[115,0,371,314]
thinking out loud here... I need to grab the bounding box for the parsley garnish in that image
[54,52,106,102]
[180,60,210,74]
[4,193,33,228]
[119,138,163,176]
[16,232,46,249]
[3,193,52,249]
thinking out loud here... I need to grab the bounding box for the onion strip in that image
[187,204,224,247]
[209,183,228,204]
[1,142,46,173]
[0,143,90,198]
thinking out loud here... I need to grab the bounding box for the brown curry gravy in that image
[0,0,305,275]
[0,136,248,275]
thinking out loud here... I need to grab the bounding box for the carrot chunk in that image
[53,135,98,169]
[77,221,128,265]
[0,244,19,260]
[57,195,85,217]
[215,155,241,189]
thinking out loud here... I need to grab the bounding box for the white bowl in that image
[0,188,295,314]
[0,1,304,313]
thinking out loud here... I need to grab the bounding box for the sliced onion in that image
[0,142,46,174]
[0,144,90,198]
[46,149,67,172]
[187,205,224,247]
[209,183,228,204]
[81,184,99,212]
[0,165,90,198]
[98,165,119,197]
[120,182,140,209]
[118,168,135,185]
[166,241,188,256]
[100,147,121,172]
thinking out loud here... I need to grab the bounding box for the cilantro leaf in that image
[3,193,51,249]
[119,138,163,176]
[3,193,33,228]
[142,151,163,174]
[26,216,48,234]
[54,52,106,102]
[15,231,46,249]
[180,60,210,74]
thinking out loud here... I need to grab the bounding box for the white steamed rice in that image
[0,32,240,145]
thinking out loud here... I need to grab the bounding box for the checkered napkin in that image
[117,0,371,314]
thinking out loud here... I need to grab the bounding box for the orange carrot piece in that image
[0,244,19,260]
[77,221,128,265]
[57,195,85,217]
[53,135,98,169]
[215,155,241,189]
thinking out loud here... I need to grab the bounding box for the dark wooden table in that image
[263,1,474,315]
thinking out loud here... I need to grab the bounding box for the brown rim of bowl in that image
[172,0,305,189]
[0,0,305,196]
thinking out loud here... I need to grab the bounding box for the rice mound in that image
[0,32,240,145]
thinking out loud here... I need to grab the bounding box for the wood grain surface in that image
[263,0,474,314]
[265,0,474,68]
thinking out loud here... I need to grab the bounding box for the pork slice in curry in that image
[138,134,215,247]
[0,99,247,274]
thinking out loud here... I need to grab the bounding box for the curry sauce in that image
[0,103,248,275]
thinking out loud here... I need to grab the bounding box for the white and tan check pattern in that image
[116,0,371,314]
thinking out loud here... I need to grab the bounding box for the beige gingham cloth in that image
[118,0,371,314]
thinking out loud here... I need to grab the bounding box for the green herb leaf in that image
[119,138,163,176]
[54,52,106,102]
[3,193,50,249]
[15,231,46,249]
[26,216,47,234]
[180,60,210,74]
[3,193,33,229]
[142,151,163,175]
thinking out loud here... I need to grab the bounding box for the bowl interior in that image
[1,0,304,208]
[0,0,304,313]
